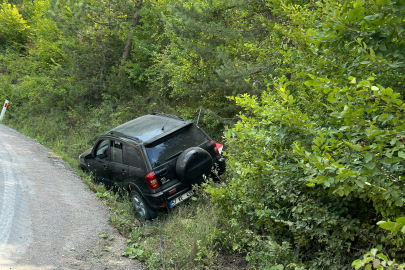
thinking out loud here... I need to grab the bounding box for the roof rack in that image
[150,112,187,121]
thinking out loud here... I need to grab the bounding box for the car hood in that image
[79,148,92,160]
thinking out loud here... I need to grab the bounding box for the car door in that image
[109,140,129,190]
[126,144,148,190]
[89,138,111,187]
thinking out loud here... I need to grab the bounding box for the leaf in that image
[364,14,379,21]
[379,222,400,232]
[288,95,294,104]
[314,163,325,170]
[353,1,364,8]
[365,163,375,170]
[379,44,386,51]
[304,80,323,87]
[371,86,379,91]
[373,258,381,268]
[396,217,405,225]
[370,249,378,256]
[364,153,373,162]
[364,264,371,270]
[355,180,364,188]
[348,9,358,22]
[351,144,363,151]
[327,95,339,103]
[384,88,393,96]
[398,151,405,159]
[394,99,403,105]
[352,260,361,266]
[323,179,331,187]
[376,254,388,261]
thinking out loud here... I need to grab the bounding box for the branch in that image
[119,0,143,75]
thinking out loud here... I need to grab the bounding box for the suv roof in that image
[108,113,192,143]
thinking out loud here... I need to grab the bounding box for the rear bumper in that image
[144,183,192,209]
[143,190,166,209]
[144,157,225,209]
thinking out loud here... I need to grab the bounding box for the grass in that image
[3,111,247,269]
[141,190,220,269]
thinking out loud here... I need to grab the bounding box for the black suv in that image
[79,113,226,219]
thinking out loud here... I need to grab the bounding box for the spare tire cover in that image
[176,147,213,185]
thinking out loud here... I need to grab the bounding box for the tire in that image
[130,190,158,220]
[80,164,90,173]
[176,147,213,185]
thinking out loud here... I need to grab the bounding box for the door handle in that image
[121,169,126,175]
[103,165,108,170]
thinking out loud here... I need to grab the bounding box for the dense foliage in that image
[206,0,405,269]
[1,0,405,269]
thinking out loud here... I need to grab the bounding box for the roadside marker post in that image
[0,100,9,122]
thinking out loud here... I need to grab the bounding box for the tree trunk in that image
[119,0,143,75]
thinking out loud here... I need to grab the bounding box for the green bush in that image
[205,1,405,268]
[0,2,30,46]
[353,217,405,270]
[207,75,405,268]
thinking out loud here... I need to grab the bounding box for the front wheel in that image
[130,190,157,220]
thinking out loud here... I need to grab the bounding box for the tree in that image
[0,1,30,47]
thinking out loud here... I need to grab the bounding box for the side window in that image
[125,145,146,170]
[111,140,123,164]
[95,139,109,160]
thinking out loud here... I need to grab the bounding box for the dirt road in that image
[0,124,144,270]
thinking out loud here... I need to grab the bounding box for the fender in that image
[127,181,143,196]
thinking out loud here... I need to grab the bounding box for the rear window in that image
[145,125,208,168]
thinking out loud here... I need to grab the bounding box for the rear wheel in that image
[130,190,157,220]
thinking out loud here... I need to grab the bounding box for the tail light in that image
[210,141,219,156]
[145,172,160,189]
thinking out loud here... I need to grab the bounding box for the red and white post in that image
[0,100,9,122]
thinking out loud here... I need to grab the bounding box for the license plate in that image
[169,190,194,208]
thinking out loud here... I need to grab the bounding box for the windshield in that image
[145,125,208,168]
